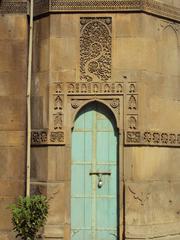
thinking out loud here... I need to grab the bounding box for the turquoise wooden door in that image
[71,102,118,240]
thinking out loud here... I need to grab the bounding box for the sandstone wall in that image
[31,11,180,240]
[0,15,28,239]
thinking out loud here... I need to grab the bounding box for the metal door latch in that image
[89,172,111,188]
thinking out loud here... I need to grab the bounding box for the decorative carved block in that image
[126,131,141,144]
[31,130,64,145]
[31,131,48,144]
[53,112,63,130]
[50,132,64,143]
[128,95,137,110]
[128,116,137,130]
[80,17,112,82]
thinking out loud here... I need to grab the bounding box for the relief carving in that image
[110,99,119,108]
[128,116,137,130]
[50,132,64,143]
[31,131,48,144]
[153,132,160,144]
[53,112,63,130]
[177,134,180,144]
[126,131,141,144]
[80,17,112,82]
[169,134,176,144]
[55,83,63,93]
[128,95,137,110]
[54,95,63,110]
[31,130,64,145]
[67,82,123,95]
[161,133,168,144]
[71,100,80,109]
[144,132,152,143]
[125,131,180,147]
[129,83,136,93]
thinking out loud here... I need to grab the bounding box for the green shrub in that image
[9,195,49,240]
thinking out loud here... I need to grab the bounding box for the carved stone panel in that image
[80,17,112,82]
[125,131,180,147]
[125,82,138,131]
[31,129,65,145]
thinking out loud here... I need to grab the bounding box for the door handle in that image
[89,172,111,176]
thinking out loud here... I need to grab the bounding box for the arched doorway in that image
[71,101,118,240]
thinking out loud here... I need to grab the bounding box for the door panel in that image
[71,102,118,240]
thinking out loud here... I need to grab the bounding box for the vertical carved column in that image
[125,82,138,131]
[49,82,65,144]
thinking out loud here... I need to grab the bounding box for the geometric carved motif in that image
[2,1,180,23]
[67,82,123,95]
[31,130,64,145]
[48,0,180,23]
[0,1,27,14]
[80,17,112,82]
[125,131,180,147]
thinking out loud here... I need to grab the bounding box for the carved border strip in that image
[0,1,27,14]
[125,131,180,147]
[66,82,124,95]
[31,129,65,145]
[33,0,180,22]
[1,0,180,22]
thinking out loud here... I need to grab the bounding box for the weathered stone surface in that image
[0,14,27,238]
[0,1,179,240]
[30,11,180,240]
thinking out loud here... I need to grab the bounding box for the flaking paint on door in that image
[71,102,118,240]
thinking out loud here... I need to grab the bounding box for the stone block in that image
[124,147,180,181]
[50,14,78,38]
[0,72,26,96]
[0,97,26,131]
[0,197,16,230]
[0,40,27,72]
[31,147,48,181]
[0,131,25,147]
[0,180,25,197]
[0,146,25,180]
[50,38,77,71]
[0,15,27,40]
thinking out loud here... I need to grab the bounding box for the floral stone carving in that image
[80,17,112,82]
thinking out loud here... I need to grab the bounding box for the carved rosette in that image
[80,17,112,82]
